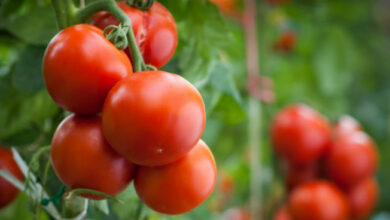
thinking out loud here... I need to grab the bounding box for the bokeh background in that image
[0,0,389,219]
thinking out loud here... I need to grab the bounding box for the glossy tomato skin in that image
[271,104,331,166]
[0,147,23,209]
[333,116,362,139]
[102,70,205,166]
[134,140,216,215]
[273,206,292,220]
[325,131,378,188]
[91,1,177,68]
[43,24,133,115]
[289,181,349,220]
[347,177,378,220]
[50,115,135,200]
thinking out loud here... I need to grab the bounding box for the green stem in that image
[51,0,77,29]
[73,0,145,72]
[65,188,123,203]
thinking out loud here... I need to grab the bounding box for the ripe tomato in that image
[210,0,241,19]
[325,131,378,188]
[50,115,135,200]
[347,177,378,220]
[43,24,132,115]
[271,104,331,166]
[333,116,362,139]
[134,140,216,215]
[288,181,349,220]
[285,163,318,191]
[273,31,296,53]
[0,147,23,209]
[102,70,205,166]
[91,1,177,68]
[274,206,292,220]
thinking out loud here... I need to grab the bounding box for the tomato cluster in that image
[43,1,216,215]
[271,104,379,220]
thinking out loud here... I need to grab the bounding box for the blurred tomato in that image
[219,170,235,195]
[333,116,362,139]
[274,206,292,220]
[0,147,23,209]
[271,104,331,166]
[289,181,349,220]
[210,0,241,19]
[273,30,296,53]
[347,177,378,220]
[285,163,318,191]
[325,131,378,188]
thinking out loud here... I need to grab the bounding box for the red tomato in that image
[285,163,318,191]
[91,1,177,68]
[50,115,135,200]
[333,116,362,139]
[43,24,132,115]
[102,70,205,166]
[210,0,241,19]
[273,31,296,53]
[325,131,378,188]
[223,207,250,220]
[271,104,331,166]
[274,206,292,220]
[134,140,216,215]
[347,177,378,220]
[289,181,349,220]
[0,147,23,209]
[219,170,235,195]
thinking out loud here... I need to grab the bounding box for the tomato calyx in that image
[126,0,154,11]
[104,24,130,50]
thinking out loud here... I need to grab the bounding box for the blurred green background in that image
[0,0,389,219]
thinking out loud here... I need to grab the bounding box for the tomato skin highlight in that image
[102,70,205,166]
[288,181,349,220]
[325,131,378,188]
[0,147,23,209]
[91,1,178,68]
[42,24,133,115]
[50,115,135,200]
[271,104,331,166]
[333,115,362,139]
[347,177,378,220]
[134,140,216,215]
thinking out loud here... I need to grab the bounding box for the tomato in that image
[288,181,349,220]
[273,30,296,53]
[285,163,318,191]
[91,1,177,68]
[219,170,235,195]
[210,0,241,19]
[102,70,205,166]
[347,177,378,220]
[223,207,250,220]
[325,131,378,188]
[333,116,362,139]
[273,206,292,220]
[134,140,216,215]
[43,24,132,115]
[50,115,135,200]
[271,104,331,166]
[0,147,23,209]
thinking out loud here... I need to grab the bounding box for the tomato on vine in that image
[347,177,378,220]
[91,1,178,68]
[43,24,133,115]
[273,30,296,53]
[271,104,331,166]
[288,181,349,220]
[102,70,205,166]
[325,131,378,188]
[134,140,216,215]
[50,115,135,200]
[0,147,23,209]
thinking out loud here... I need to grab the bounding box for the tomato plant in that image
[325,131,378,188]
[271,104,331,166]
[102,70,206,166]
[134,140,216,214]
[50,115,135,200]
[0,147,23,209]
[43,24,133,115]
[288,181,349,220]
[91,1,177,68]
[347,177,378,220]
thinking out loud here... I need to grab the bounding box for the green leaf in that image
[213,95,246,125]
[12,45,45,92]
[0,37,21,77]
[90,200,109,215]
